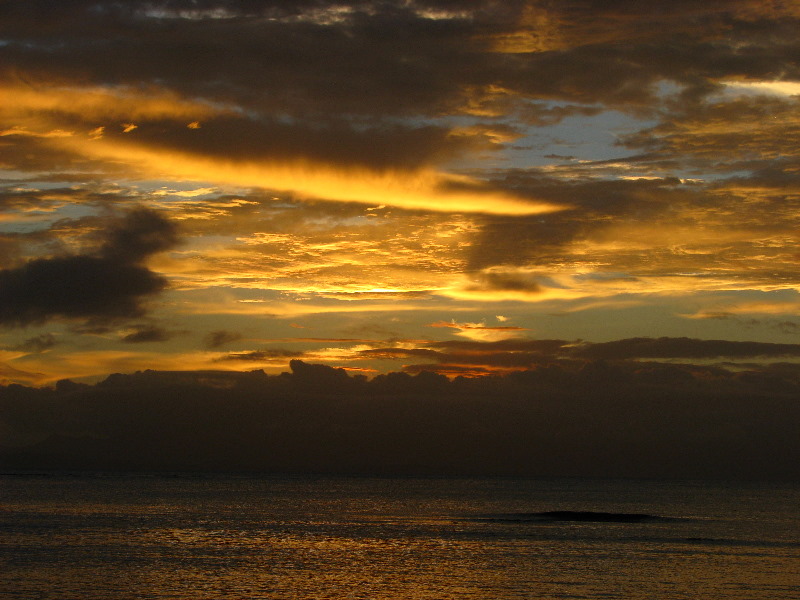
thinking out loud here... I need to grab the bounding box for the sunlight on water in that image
[1,475,798,599]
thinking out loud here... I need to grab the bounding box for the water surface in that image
[1,474,798,599]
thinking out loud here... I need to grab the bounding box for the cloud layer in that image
[1,1,799,400]
[1,359,797,480]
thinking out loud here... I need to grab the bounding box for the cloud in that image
[571,337,800,360]
[358,347,443,361]
[1,358,798,480]
[52,134,561,215]
[203,330,243,349]
[215,349,306,362]
[8,333,57,353]
[120,325,180,344]
[4,2,796,197]
[2,1,800,388]
[428,319,529,342]
[354,336,800,375]
[684,301,800,319]
[464,270,542,294]
[4,1,800,125]
[100,206,179,263]
[621,95,800,168]
[0,360,45,386]
[0,208,177,327]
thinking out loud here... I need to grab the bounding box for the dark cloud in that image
[8,333,57,353]
[203,330,243,349]
[360,337,800,371]
[1,359,798,480]
[121,325,179,344]
[111,116,489,172]
[777,322,800,335]
[430,338,569,353]
[571,337,800,360]
[0,134,92,176]
[466,176,694,269]
[0,208,177,327]
[3,0,799,123]
[358,347,443,360]
[215,349,306,362]
[100,206,179,263]
[465,271,541,293]
[620,96,800,168]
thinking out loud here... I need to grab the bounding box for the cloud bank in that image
[1,359,797,481]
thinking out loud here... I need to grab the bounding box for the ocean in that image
[1,474,798,599]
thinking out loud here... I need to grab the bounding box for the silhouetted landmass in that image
[1,359,798,480]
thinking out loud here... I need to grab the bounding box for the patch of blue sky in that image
[433,104,658,173]
[510,109,658,167]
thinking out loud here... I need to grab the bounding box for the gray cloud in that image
[0,208,178,327]
[121,325,181,344]
[7,333,58,353]
[467,176,692,270]
[571,337,800,360]
[113,116,489,172]
[203,330,243,349]
[360,337,800,371]
[3,1,799,122]
[215,349,307,362]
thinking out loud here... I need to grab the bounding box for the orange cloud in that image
[429,319,529,342]
[54,135,562,215]
[0,81,225,123]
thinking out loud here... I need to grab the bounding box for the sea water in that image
[0,474,798,599]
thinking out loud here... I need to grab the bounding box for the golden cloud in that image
[56,136,561,215]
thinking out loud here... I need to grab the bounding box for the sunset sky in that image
[2,0,800,386]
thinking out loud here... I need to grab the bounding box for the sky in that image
[1,0,800,387]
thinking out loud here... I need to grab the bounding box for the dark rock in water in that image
[534,511,663,523]
[472,510,673,523]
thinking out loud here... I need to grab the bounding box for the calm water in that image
[0,474,798,599]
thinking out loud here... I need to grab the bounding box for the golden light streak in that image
[1,80,562,214]
[723,80,800,97]
[429,319,528,342]
[10,350,275,384]
[684,301,800,319]
[0,126,74,138]
[55,136,563,215]
[174,298,480,317]
[0,82,225,122]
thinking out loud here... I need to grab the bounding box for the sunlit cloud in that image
[0,82,227,123]
[684,301,800,319]
[429,319,529,342]
[11,350,228,383]
[2,0,800,387]
[52,136,563,215]
[722,80,800,97]
[0,126,74,138]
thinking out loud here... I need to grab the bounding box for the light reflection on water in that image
[0,475,798,599]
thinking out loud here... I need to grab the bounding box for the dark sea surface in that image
[0,473,798,599]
